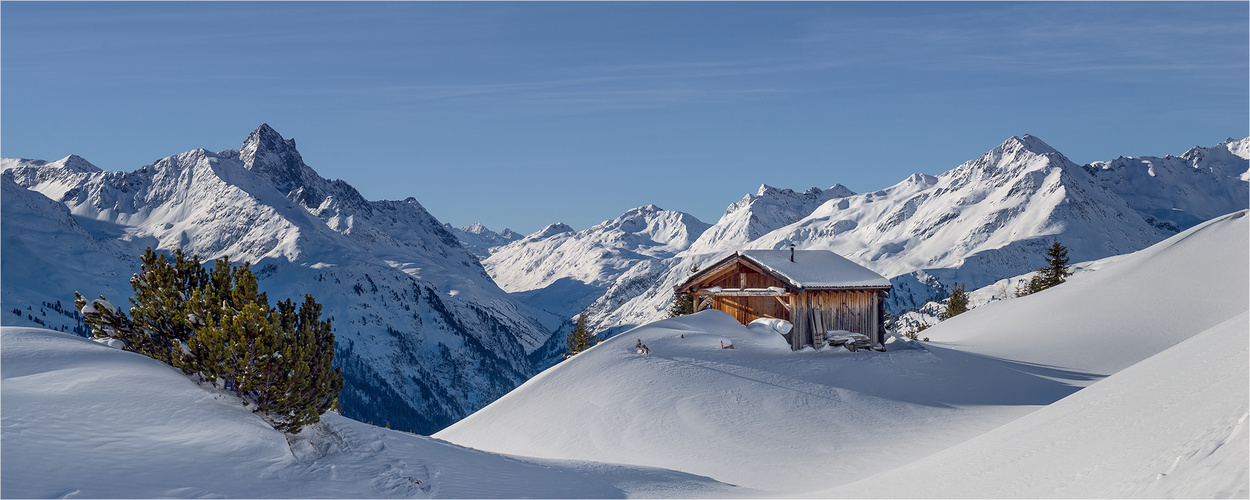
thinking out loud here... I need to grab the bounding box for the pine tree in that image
[562,313,597,359]
[942,283,970,319]
[667,293,694,318]
[1039,238,1072,287]
[75,248,208,362]
[667,263,700,318]
[1016,239,1073,297]
[75,247,342,433]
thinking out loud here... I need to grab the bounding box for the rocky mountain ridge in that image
[2,125,550,434]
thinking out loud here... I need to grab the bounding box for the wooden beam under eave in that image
[695,288,794,297]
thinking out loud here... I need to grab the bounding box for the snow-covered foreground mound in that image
[827,311,1248,498]
[436,211,1249,495]
[0,328,743,498]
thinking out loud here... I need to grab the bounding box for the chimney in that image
[790,244,795,262]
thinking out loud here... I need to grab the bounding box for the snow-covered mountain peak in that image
[609,204,665,223]
[1,154,103,175]
[688,182,856,254]
[447,222,525,259]
[55,154,103,173]
[239,123,302,179]
[943,134,1080,191]
[905,173,939,186]
[1221,137,1249,160]
[1014,134,1060,155]
[587,205,710,248]
[234,123,370,215]
[531,222,576,240]
[997,134,1067,164]
[1179,138,1250,175]
[462,222,493,235]
[825,183,856,198]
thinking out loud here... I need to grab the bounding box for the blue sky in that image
[3,2,1247,235]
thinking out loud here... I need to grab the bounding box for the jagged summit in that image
[238,123,306,190]
[753,183,855,201]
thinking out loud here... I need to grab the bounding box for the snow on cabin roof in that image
[738,250,891,290]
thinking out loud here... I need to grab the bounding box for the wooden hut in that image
[675,249,892,350]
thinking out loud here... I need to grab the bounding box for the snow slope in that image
[922,210,1248,375]
[0,175,137,336]
[436,210,1249,495]
[828,311,1249,498]
[0,327,745,499]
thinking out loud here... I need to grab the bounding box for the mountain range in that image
[3,126,1245,432]
[481,134,1248,336]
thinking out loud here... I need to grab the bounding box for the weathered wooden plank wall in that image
[789,290,881,350]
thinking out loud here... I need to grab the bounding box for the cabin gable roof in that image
[678,250,891,293]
